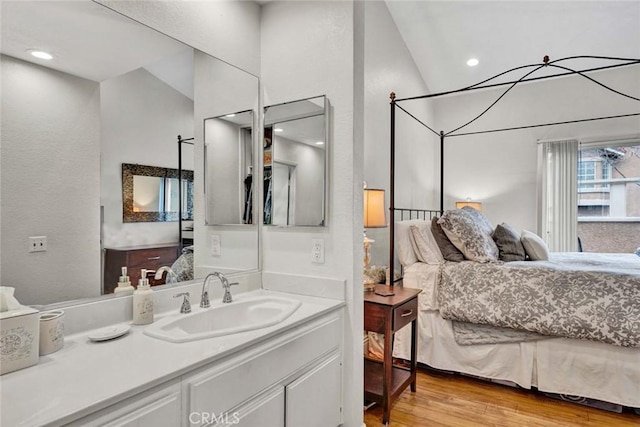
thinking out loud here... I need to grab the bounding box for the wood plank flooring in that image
[364,368,639,426]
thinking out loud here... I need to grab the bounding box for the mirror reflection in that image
[0,1,259,306]
[264,96,328,226]
[123,164,194,222]
[204,111,254,225]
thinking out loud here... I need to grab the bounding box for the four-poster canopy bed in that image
[385,55,640,410]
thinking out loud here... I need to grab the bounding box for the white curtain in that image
[538,139,578,252]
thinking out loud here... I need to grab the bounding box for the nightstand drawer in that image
[363,303,387,334]
[128,247,178,268]
[393,298,417,331]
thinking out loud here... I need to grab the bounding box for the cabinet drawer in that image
[393,297,417,331]
[364,303,387,334]
[128,247,178,269]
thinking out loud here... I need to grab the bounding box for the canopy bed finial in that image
[390,92,396,101]
[543,55,550,65]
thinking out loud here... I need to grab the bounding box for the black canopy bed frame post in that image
[389,92,396,276]
[387,55,640,284]
[177,135,194,251]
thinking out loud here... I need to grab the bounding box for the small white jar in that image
[39,310,64,355]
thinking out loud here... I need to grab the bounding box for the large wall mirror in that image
[264,96,328,227]
[0,1,259,306]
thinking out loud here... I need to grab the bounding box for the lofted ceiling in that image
[1,1,193,98]
[385,1,640,95]
[3,1,638,101]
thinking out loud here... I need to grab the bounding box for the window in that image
[577,142,640,253]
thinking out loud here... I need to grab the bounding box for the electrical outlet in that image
[29,236,47,253]
[311,238,325,264]
[211,234,221,257]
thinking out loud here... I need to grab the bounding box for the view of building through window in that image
[577,144,640,253]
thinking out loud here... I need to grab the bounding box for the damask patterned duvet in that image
[437,253,640,347]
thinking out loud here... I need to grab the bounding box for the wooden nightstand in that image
[364,283,421,425]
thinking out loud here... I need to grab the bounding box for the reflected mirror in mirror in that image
[264,96,328,227]
[204,111,254,225]
[123,164,194,222]
[0,1,259,306]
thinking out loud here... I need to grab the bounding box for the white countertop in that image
[0,290,344,427]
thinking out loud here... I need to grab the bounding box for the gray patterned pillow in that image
[492,223,526,262]
[438,208,499,263]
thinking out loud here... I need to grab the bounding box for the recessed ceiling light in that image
[316,141,324,145]
[467,58,479,67]
[29,50,53,60]
[274,128,284,133]
[225,113,236,118]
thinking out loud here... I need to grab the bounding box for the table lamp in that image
[455,198,482,211]
[363,188,386,268]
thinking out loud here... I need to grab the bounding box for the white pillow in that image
[395,220,428,267]
[409,223,444,264]
[521,230,550,261]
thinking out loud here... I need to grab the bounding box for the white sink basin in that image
[144,296,302,343]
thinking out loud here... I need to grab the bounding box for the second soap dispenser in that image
[133,269,154,325]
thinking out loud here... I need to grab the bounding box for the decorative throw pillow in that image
[492,223,526,262]
[409,223,444,264]
[521,230,550,261]
[430,217,465,262]
[437,208,499,263]
[461,206,493,235]
[395,220,428,266]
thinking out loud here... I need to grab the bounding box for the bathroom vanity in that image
[0,290,344,427]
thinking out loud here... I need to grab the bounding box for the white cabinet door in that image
[70,380,182,427]
[285,353,341,427]
[214,387,285,427]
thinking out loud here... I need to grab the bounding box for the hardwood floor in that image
[364,368,639,426]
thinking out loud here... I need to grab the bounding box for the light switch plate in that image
[211,234,221,257]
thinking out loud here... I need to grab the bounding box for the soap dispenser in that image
[133,269,154,325]
[114,267,135,295]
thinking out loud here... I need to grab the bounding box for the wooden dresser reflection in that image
[103,243,180,293]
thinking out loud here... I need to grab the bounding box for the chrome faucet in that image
[202,272,239,305]
[173,292,191,314]
[156,266,179,283]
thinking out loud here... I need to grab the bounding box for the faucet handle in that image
[200,290,210,309]
[222,283,239,304]
[174,292,191,314]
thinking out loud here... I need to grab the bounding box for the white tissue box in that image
[1,307,40,375]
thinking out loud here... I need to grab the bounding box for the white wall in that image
[101,67,194,248]
[1,55,101,305]
[261,2,362,425]
[433,66,640,232]
[363,2,437,267]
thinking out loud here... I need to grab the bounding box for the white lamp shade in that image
[364,189,386,228]
[456,201,483,211]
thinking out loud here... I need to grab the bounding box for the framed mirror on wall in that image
[0,1,259,306]
[122,163,194,223]
[264,95,328,227]
[204,110,254,226]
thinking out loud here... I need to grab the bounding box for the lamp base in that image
[363,282,376,292]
